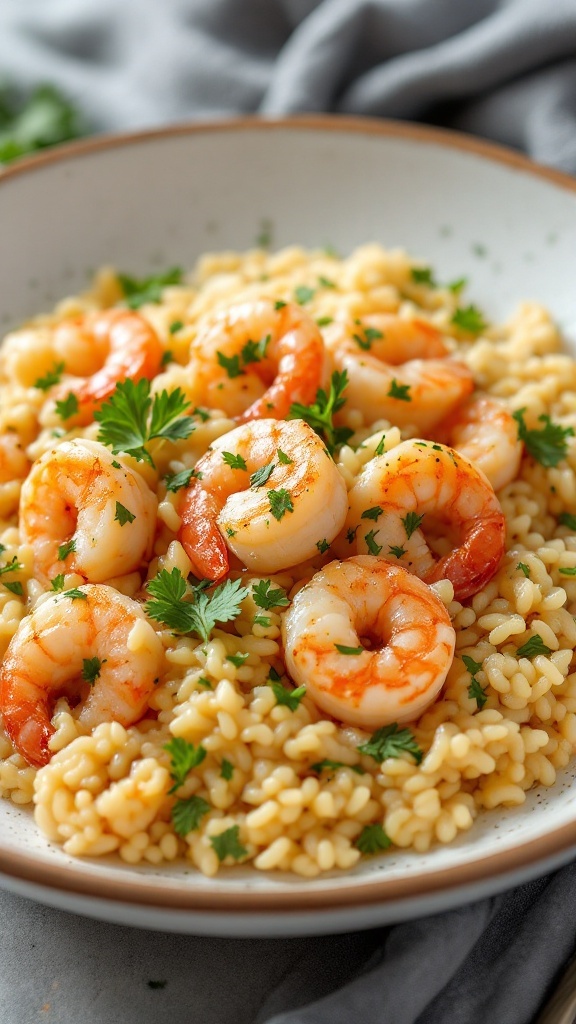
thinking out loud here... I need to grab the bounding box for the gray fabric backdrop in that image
[1,2,576,1022]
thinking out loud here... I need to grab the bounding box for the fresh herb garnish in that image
[335,644,364,655]
[241,335,270,365]
[222,451,248,471]
[410,267,436,287]
[288,370,352,456]
[559,566,576,576]
[310,759,365,776]
[226,652,249,668]
[164,737,206,794]
[516,635,553,659]
[389,545,407,559]
[355,824,392,855]
[387,379,411,402]
[114,502,135,526]
[164,467,201,492]
[364,530,382,556]
[210,825,247,862]
[220,759,234,781]
[559,513,576,531]
[95,379,195,467]
[374,434,386,456]
[517,562,531,578]
[34,361,65,391]
[276,448,292,465]
[117,267,183,309]
[82,657,104,685]
[316,538,330,554]
[50,574,66,592]
[402,511,424,539]
[252,580,289,611]
[513,408,574,468]
[54,392,79,421]
[146,569,249,643]
[451,305,487,334]
[57,539,76,561]
[172,795,210,837]
[3,581,23,596]
[269,678,306,711]
[463,654,487,709]
[358,723,423,764]
[361,506,383,521]
[268,488,294,521]
[294,285,315,305]
[0,84,82,164]
[62,588,87,601]
[353,325,383,351]
[250,463,275,488]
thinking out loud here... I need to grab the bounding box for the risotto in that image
[0,242,575,879]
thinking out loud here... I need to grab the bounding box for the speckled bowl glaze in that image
[0,118,575,936]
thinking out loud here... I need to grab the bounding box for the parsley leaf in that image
[387,379,411,402]
[268,488,294,521]
[410,267,436,287]
[82,657,103,685]
[164,468,201,492]
[288,370,352,456]
[252,580,289,611]
[468,676,488,709]
[294,285,315,305]
[462,654,483,675]
[216,352,243,379]
[226,652,249,668]
[310,759,365,776]
[269,679,307,711]
[355,824,392,855]
[50,574,65,592]
[513,408,573,468]
[220,759,234,781]
[361,506,383,521]
[389,545,407,558]
[402,512,424,539]
[222,451,248,471]
[3,581,23,596]
[171,795,210,837]
[364,530,382,556]
[34,361,65,391]
[241,335,270,365]
[117,267,183,309]
[62,588,87,601]
[517,562,531,578]
[335,644,364,655]
[250,463,275,488]
[559,512,576,531]
[164,737,206,794]
[559,566,576,576]
[114,502,135,526]
[210,825,247,862]
[277,449,292,465]
[95,379,195,467]
[0,84,82,165]
[374,434,386,456]
[57,539,76,561]
[353,325,383,351]
[169,320,184,335]
[358,723,423,764]
[316,538,330,554]
[55,392,79,421]
[451,305,487,334]
[516,635,552,659]
[146,569,249,643]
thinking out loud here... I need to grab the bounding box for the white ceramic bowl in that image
[1,117,576,936]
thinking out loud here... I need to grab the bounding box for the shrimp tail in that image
[0,668,52,768]
[178,482,229,581]
[424,512,506,600]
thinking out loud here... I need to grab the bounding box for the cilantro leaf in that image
[513,408,573,468]
[164,737,206,794]
[250,463,275,488]
[269,679,306,711]
[358,723,423,764]
[117,267,183,309]
[288,370,352,456]
[252,580,289,610]
[187,578,249,644]
[34,361,65,391]
[222,451,248,471]
[268,488,294,521]
[402,511,424,539]
[516,635,552,659]
[171,795,210,837]
[210,825,247,862]
[146,569,248,643]
[355,824,392,855]
[451,305,487,334]
[146,568,192,632]
[387,379,411,402]
[114,502,135,526]
[82,657,103,685]
[95,379,194,467]
[55,392,79,421]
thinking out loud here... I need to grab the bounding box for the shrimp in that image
[0,584,164,767]
[178,418,348,580]
[345,439,506,601]
[20,438,157,586]
[50,309,163,424]
[434,394,523,491]
[282,555,455,729]
[323,315,474,430]
[187,299,325,421]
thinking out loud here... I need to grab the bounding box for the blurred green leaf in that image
[0,84,83,164]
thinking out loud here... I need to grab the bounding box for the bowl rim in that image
[1,113,576,914]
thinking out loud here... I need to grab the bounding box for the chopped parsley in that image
[197,676,213,689]
[164,737,206,793]
[451,305,487,334]
[374,434,386,456]
[95,379,195,467]
[335,644,364,655]
[353,325,383,351]
[3,581,22,596]
[268,488,294,521]
[358,723,423,764]
[559,566,576,576]
[220,759,234,781]
[294,285,315,305]
[516,635,552,659]
[57,539,76,561]
[277,448,292,465]
[146,568,249,643]
[318,275,336,289]
[361,506,383,521]
[114,502,135,526]
[463,654,487,709]
[410,267,436,287]
[169,320,184,334]
[0,83,82,164]
[82,657,103,685]
[345,526,358,544]
[34,361,65,391]
[172,795,210,837]
[164,467,201,492]
[517,562,531,578]
[269,677,307,711]
[316,316,333,327]
[210,825,247,862]
[241,335,270,365]
[252,579,289,610]
[448,277,467,294]
[62,588,87,601]
[274,299,286,310]
[513,408,574,468]
[253,614,271,627]
[355,824,392,855]
[226,652,249,668]
[402,511,424,539]
[117,267,183,309]
[387,379,411,402]
[160,350,173,368]
[559,512,576,531]
[250,463,275,488]
[364,530,382,556]
[222,451,248,471]
[288,369,353,456]
[50,574,65,592]
[55,392,79,421]
[192,406,210,422]
[389,545,407,559]
[310,759,365,776]
[316,538,330,554]
[216,351,243,379]
[0,556,22,579]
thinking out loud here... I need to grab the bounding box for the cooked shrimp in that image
[20,438,157,586]
[345,439,506,601]
[0,584,164,767]
[283,555,455,729]
[324,315,473,430]
[178,418,348,580]
[187,299,325,421]
[435,394,523,491]
[0,433,29,484]
[50,309,163,424]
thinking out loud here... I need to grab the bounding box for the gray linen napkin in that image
[1,3,576,1023]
